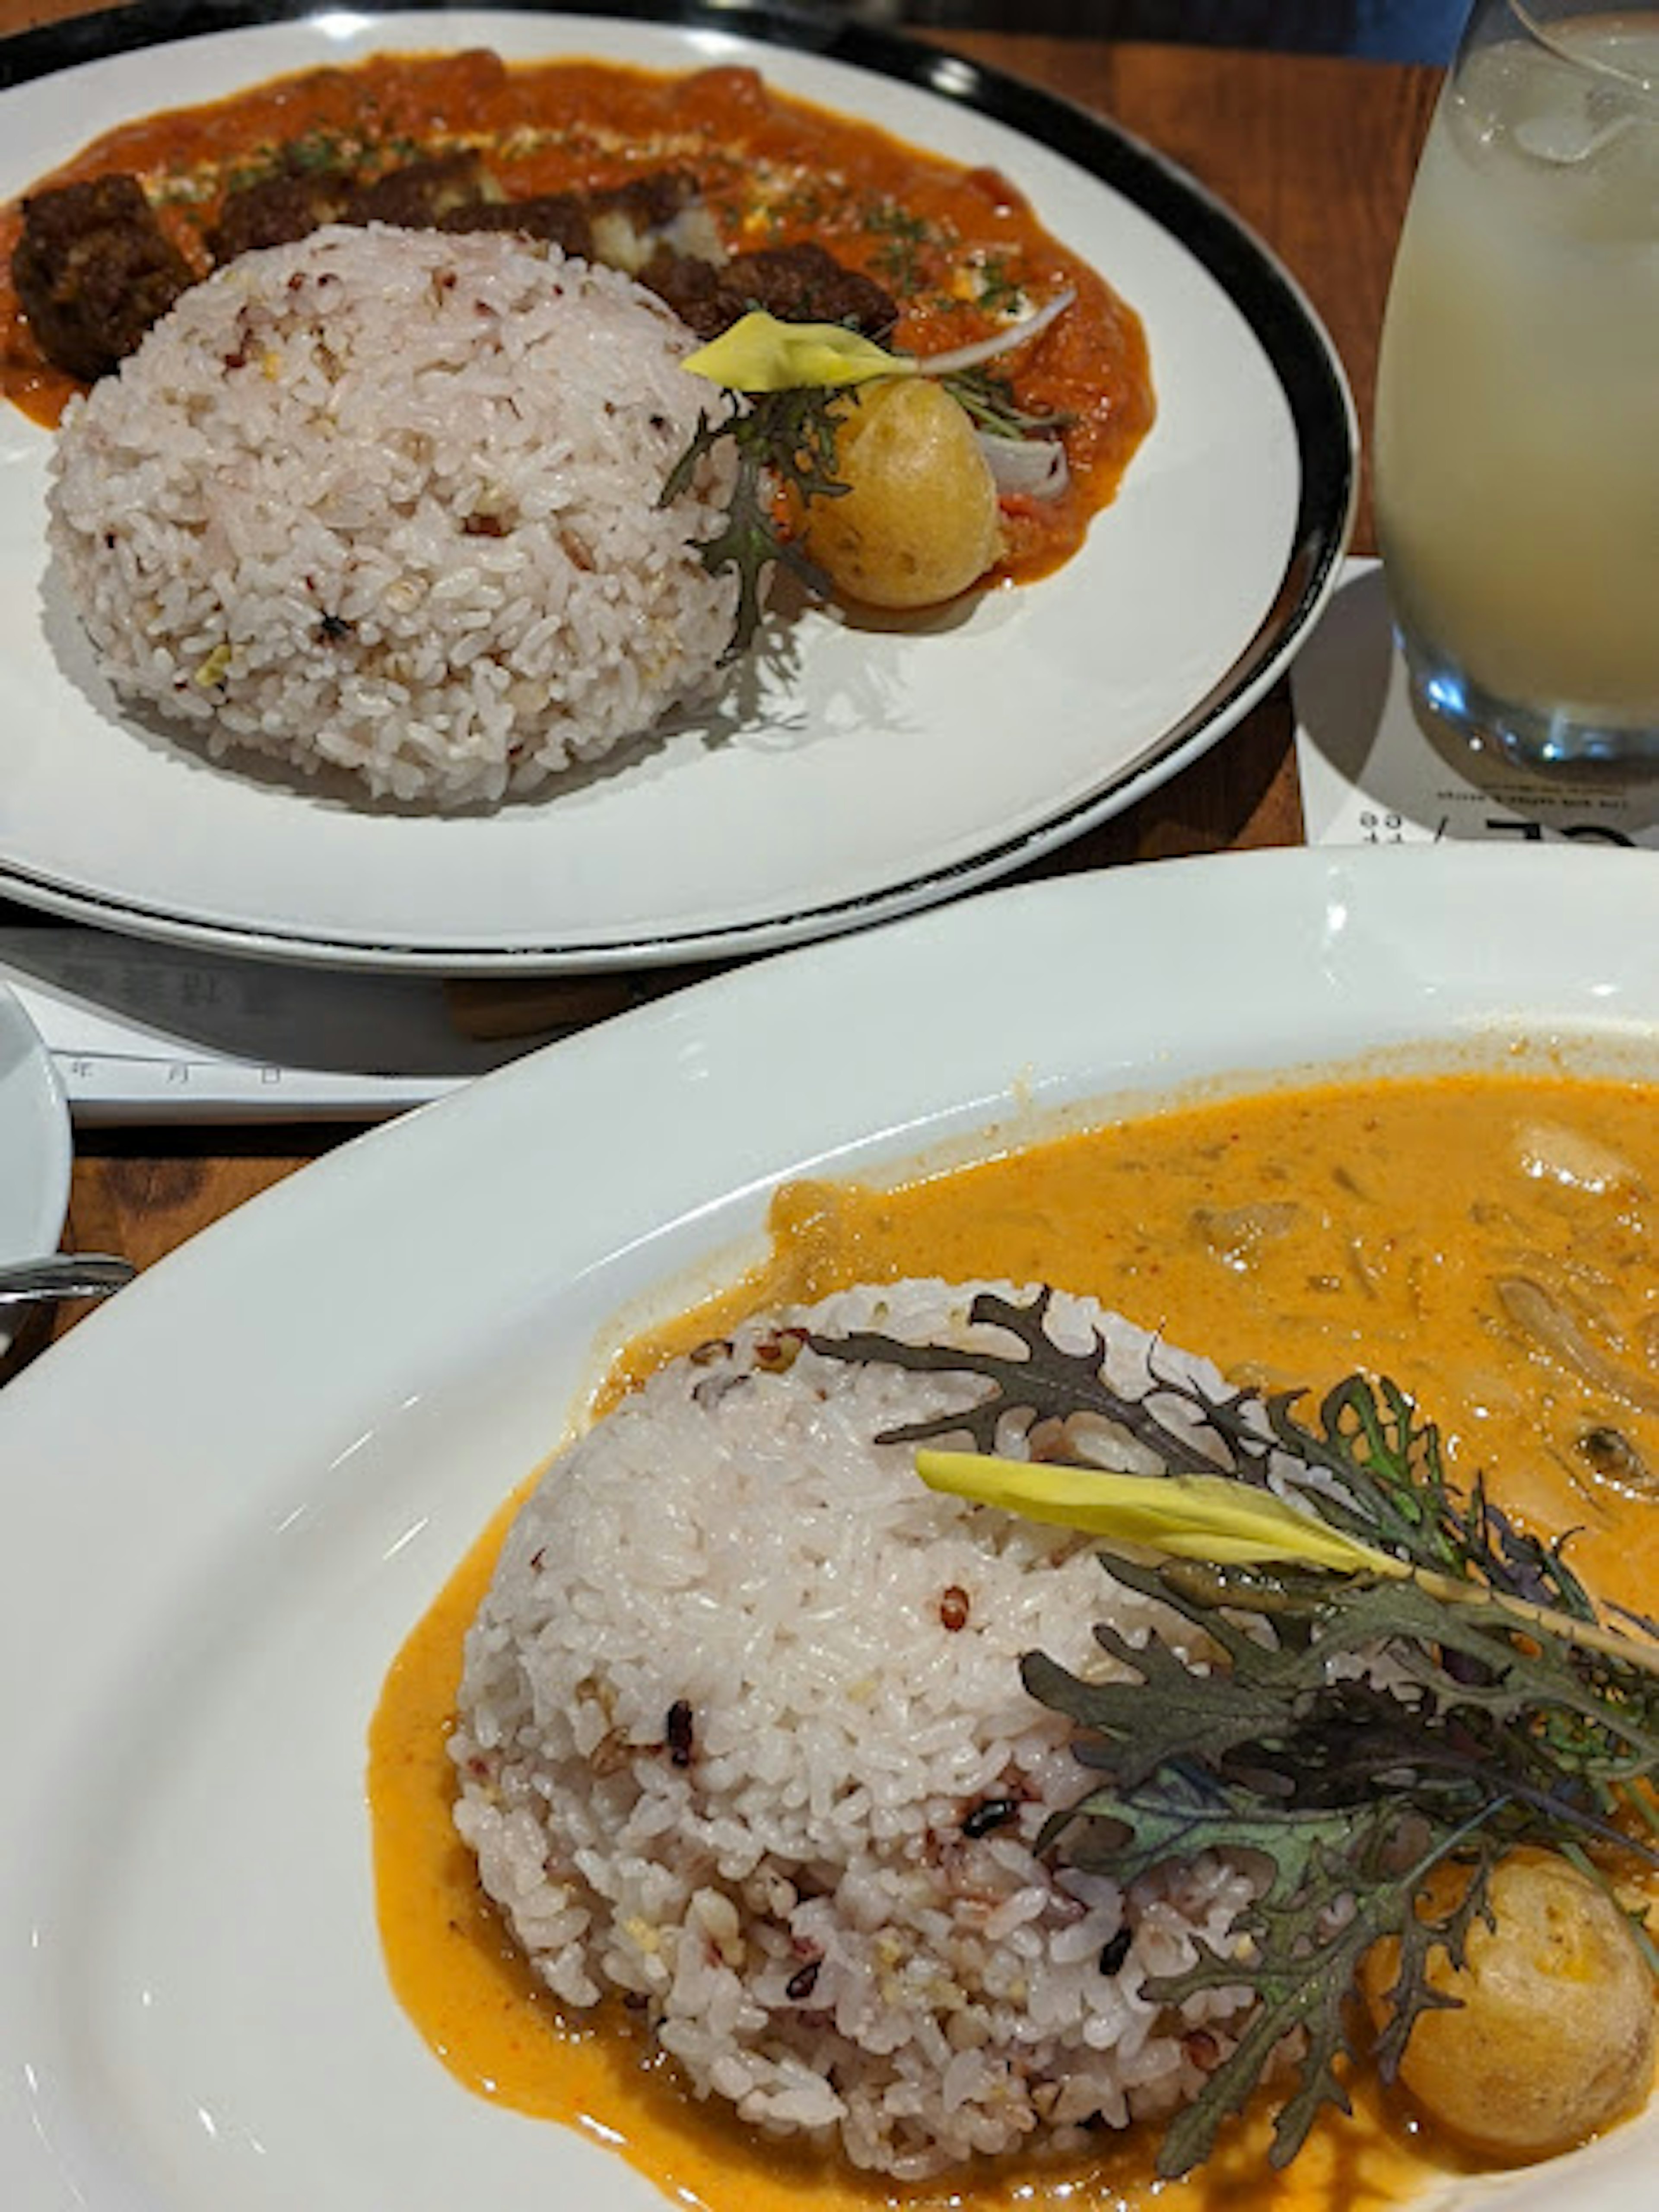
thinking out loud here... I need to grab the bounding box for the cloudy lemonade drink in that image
[1374,10,1659,769]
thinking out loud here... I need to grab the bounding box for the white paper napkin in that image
[1294,560,1658,850]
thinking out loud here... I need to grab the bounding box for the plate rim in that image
[7,839,1655,1412]
[0,0,1356,975]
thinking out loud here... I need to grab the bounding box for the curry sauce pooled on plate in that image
[3,49,1153,807]
[372,1065,1659,2212]
[1,48,1153,574]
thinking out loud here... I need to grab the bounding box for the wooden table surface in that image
[0,0,1440,1360]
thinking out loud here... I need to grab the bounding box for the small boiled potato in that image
[1360,1849,1656,2160]
[799,377,1002,610]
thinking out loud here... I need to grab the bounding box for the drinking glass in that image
[1373,1,1659,774]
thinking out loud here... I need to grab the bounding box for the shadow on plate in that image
[38,553,972,815]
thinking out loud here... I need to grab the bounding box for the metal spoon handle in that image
[0,1254,137,1306]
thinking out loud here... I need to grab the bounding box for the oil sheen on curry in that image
[371,1066,1659,2212]
[0,46,1153,585]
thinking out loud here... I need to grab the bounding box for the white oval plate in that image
[0,843,1654,2211]
[0,2,1354,972]
[0,980,70,1349]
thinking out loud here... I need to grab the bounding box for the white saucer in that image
[0,982,72,1344]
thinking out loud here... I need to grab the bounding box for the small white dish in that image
[0,981,70,1343]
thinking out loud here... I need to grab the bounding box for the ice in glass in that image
[1374,3,1659,772]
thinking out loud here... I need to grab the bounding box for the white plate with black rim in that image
[0,0,1354,973]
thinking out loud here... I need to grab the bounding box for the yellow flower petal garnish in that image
[914,1451,1402,1575]
[915,1446,1659,1676]
[682,311,914,393]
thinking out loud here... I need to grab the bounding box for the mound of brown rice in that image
[47,225,737,807]
[451,1281,1259,2180]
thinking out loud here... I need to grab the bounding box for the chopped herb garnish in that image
[975,254,1024,313]
[768,181,829,231]
[283,128,351,173]
[809,1288,1659,2177]
[862,199,934,292]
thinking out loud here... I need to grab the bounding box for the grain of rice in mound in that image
[451,1281,1260,2181]
[47,225,738,807]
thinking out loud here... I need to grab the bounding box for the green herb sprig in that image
[941,363,1074,442]
[809,1289,1659,2177]
[659,386,848,657]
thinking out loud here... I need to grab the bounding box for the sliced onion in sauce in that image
[980,432,1069,501]
[1514,1119,1642,1195]
[1495,1274,1659,1417]
[918,287,1077,377]
[1192,1200,1300,1273]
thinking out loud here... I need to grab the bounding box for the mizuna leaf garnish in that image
[808,1288,1659,2177]
[658,384,848,658]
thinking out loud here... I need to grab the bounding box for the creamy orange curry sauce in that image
[370,1065,1658,2212]
[0,48,1153,584]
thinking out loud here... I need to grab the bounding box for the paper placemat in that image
[1294,560,1658,850]
[0,928,580,1123]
